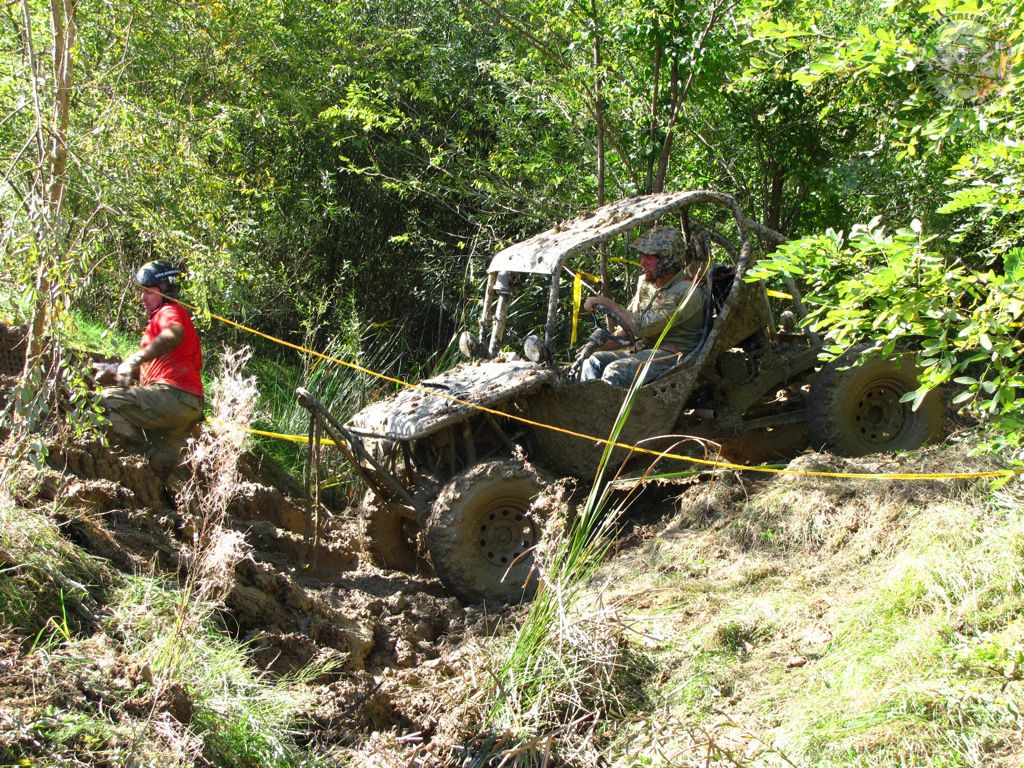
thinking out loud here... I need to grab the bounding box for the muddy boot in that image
[147,448,190,509]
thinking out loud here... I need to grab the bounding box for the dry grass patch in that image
[599,444,1024,766]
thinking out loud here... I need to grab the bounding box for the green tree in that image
[743,0,1024,446]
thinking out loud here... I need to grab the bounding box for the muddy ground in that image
[17,320,879,767]
[17,429,517,752]
[4,425,683,765]
[0,323,537,763]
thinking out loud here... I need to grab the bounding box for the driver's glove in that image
[116,352,145,387]
[572,327,612,368]
[583,326,611,348]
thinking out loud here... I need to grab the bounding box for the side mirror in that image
[523,334,550,365]
[459,331,484,358]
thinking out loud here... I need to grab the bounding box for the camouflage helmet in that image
[630,226,682,276]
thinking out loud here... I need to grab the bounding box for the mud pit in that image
[0,431,531,767]
[32,434,493,713]
[0,322,520,760]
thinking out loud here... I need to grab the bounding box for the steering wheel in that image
[588,303,635,342]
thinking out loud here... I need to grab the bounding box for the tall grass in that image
[785,485,1024,765]
[251,321,461,477]
[483,280,709,764]
[594,456,1024,766]
[106,574,332,768]
[0,513,331,768]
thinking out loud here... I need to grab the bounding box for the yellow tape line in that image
[245,427,338,446]
[571,272,582,346]
[766,289,793,300]
[186,301,1020,482]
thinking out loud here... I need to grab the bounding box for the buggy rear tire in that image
[807,346,944,456]
[426,460,546,605]
[359,494,422,573]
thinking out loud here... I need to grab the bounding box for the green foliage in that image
[749,220,1024,443]
[738,0,1024,451]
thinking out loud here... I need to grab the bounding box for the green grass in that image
[64,311,139,360]
[0,494,111,638]
[787,503,1024,764]
[590,462,1024,767]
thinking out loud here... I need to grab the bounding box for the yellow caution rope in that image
[185,300,1021,482]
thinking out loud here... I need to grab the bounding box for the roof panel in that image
[486,191,699,275]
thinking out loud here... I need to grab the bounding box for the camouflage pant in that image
[100,384,203,458]
[579,348,679,388]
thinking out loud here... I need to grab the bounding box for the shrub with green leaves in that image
[747,220,1023,449]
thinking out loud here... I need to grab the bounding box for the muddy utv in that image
[298,190,944,604]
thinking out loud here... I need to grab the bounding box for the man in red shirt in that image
[98,260,204,475]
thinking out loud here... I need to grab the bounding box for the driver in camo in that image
[579,225,706,387]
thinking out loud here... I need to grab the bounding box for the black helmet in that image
[135,260,181,296]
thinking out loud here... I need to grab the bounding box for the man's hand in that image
[116,352,145,387]
[92,362,118,386]
[570,327,610,376]
[113,324,185,387]
[585,295,636,336]
[574,327,611,361]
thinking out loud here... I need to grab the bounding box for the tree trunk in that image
[21,0,76,379]
[644,45,662,195]
[590,0,610,297]
[766,165,785,235]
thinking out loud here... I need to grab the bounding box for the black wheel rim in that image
[475,495,539,569]
[854,379,908,446]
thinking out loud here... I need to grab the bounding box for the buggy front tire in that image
[426,460,546,605]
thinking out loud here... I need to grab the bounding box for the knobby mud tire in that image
[807,345,945,456]
[426,460,546,605]
[359,494,422,573]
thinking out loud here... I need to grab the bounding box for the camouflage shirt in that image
[627,270,705,353]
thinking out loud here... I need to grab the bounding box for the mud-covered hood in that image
[345,360,558,440]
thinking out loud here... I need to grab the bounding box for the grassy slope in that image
[598,447,1024,767]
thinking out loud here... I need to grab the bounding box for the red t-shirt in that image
[139,302,204,397]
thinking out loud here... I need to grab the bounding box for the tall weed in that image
[484,277,710,764]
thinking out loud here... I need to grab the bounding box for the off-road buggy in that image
[298,190,944,604]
